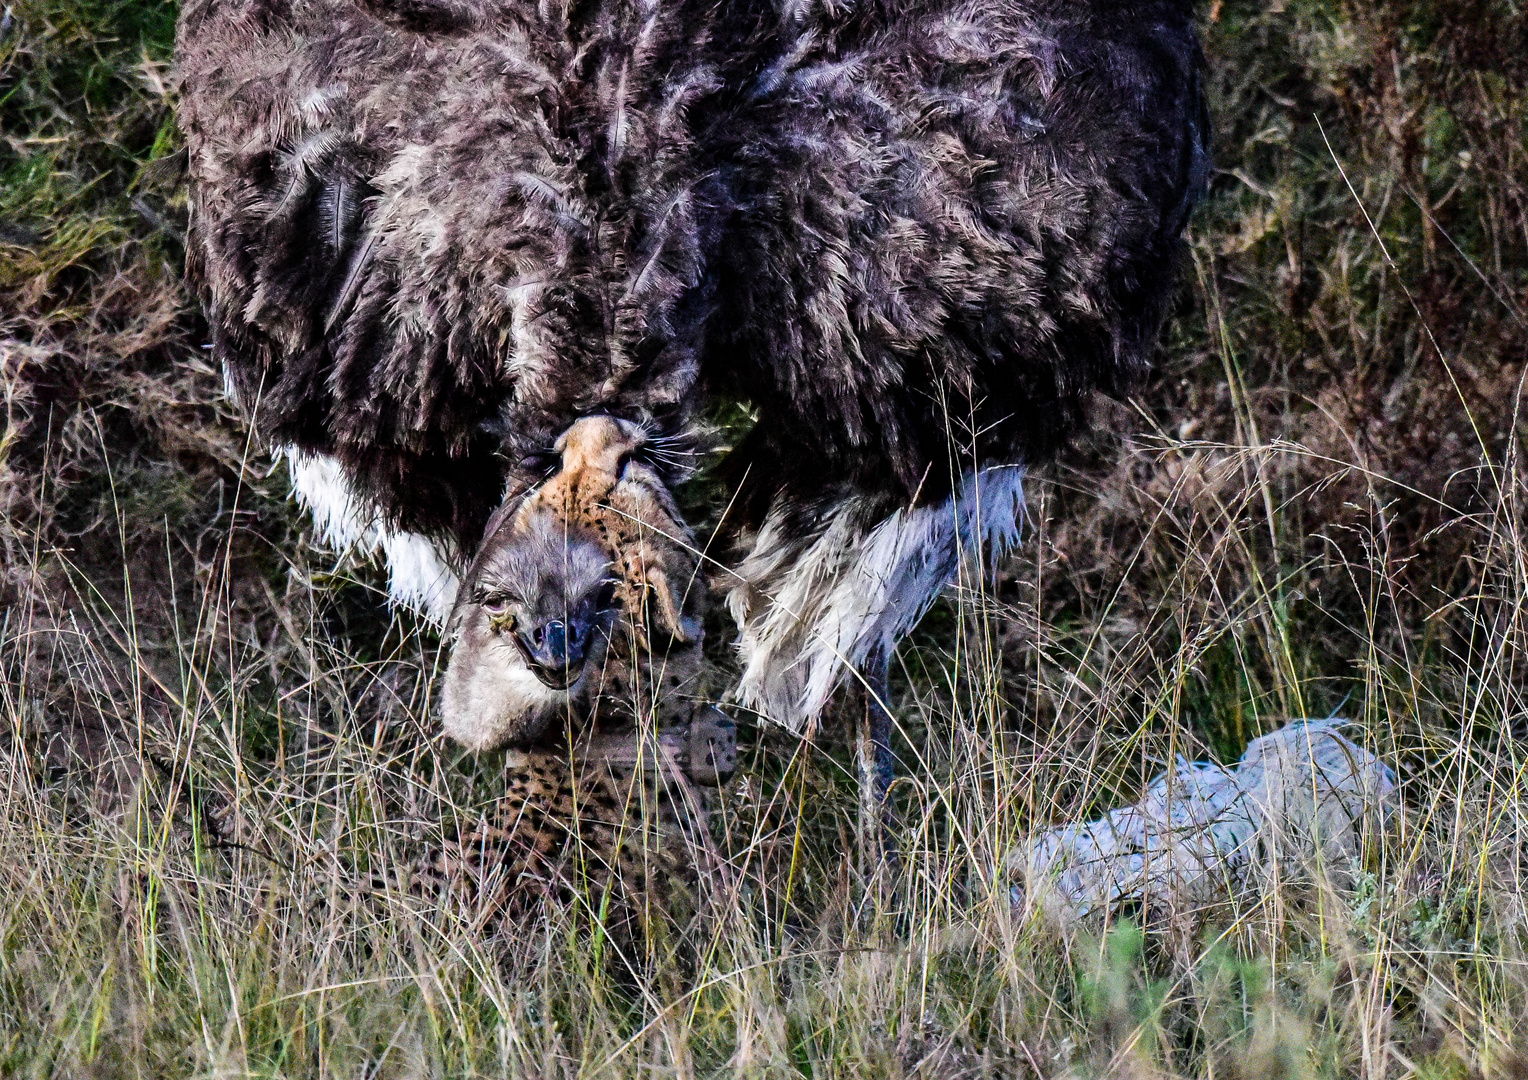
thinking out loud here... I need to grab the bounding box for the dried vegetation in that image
[2,0,1528,1075]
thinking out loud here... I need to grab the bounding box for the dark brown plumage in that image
[176,0,1209,737]
[177,0,729,549]
[704,0,1210,725]
[710,0,1209,506]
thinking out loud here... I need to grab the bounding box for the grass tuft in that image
[3,0,1528,1075]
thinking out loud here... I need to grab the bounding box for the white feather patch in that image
[282,447,460,625]
[729,466,1026,732]
[221,361,242,409]
[380,530,460,624]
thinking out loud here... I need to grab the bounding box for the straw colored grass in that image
[3,0,1528,1075]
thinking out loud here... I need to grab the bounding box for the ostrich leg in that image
[856,642,896,875]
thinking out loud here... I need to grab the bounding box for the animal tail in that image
[726,466,1026,733]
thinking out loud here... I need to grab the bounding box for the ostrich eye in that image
[481,595,511,616]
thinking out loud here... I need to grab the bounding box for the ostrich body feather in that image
[178,0,1208,731]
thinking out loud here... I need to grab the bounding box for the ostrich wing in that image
[709,0,1211,730]
[176,0,725,549]
[710,0,1210,507]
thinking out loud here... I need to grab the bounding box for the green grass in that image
[3,0,1528,1075]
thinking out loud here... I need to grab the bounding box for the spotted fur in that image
[413,737,716,939]
[442,416,711,751]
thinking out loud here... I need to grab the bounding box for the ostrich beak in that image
[512,614,596,689]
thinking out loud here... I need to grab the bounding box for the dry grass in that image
[3,0,1528,1075]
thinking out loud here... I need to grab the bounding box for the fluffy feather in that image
[706,0,1208,728]
[284,447,460,622]
[728,466,1026,729]
[178,0,729,547]
[178,0,1209,734]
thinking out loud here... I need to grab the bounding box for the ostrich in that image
[440,414,714,749]
[177,0,1208,830]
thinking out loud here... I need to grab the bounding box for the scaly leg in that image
[856,642,896,876]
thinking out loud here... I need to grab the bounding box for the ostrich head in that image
[438,508,615,751]
[439,415,702,751]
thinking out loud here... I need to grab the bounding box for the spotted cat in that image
[414,713,734,939]
[429,415,729,930]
